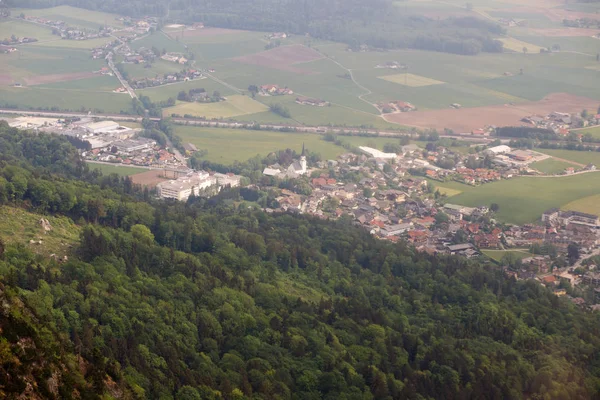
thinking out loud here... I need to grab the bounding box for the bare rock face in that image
[39,218,53,234]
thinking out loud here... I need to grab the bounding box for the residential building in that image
[157,171,217,201]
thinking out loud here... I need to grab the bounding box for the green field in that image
[0,19,56,42]
[562,194,600,216]
[482,249,534,263]
[136,78,235,103]
[379,73,445,87]
[163,95,268,118]
[175,126,344,164]
[577,126,600,139]
[2,4,600,127]
[13,6,127,30]
[537,149,600,166]
[530,158,575,174]
[450,173,600,224]
[0,85,132,113]
[87,163,147,176]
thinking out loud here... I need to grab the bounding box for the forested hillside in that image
[7,0,505,55]
[2,122,600,399]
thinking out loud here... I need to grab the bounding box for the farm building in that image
[484,145,511,156]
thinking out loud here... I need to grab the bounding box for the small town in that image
[13,113,597,308]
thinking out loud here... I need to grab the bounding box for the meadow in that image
[12,6,127,30]
[175,126,344,164]
[449,173,600,224]
[0,85,132,113]
[0,205,79,258]
[530,158,575,174]
[87,163,147,176]
[577,125,600,139]
[563,194,600,216]
[136,78,235,103]
[536,149,600,166]
[163,95,268,118]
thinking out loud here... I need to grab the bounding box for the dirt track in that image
[383,93,600,132]
[130,170,169,187]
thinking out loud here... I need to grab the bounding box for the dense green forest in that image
[2,122,600,399]
[7,0,505,55]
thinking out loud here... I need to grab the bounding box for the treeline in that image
[13,0,505,55]
[4,125,600,399]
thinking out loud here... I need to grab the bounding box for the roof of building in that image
[485,145,511,154]
[85,120,119,131]
[447,243,474,252]
[358,146,397,159]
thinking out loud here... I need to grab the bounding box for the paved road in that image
[106,39,138,99]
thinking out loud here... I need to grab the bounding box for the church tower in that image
[300,143,307,174]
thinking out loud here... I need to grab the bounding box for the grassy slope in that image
[450,173,600,224]
[0,205,79,257]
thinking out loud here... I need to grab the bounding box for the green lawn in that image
[175,126,344,164]
[530,158,575,174]
[450,173,600,224]
[482,249,534,263]
[87,163,147,176]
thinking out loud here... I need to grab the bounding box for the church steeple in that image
[301,142,305,156]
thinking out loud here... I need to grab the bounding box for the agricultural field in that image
[12,6,127,30]
[136,78,235,103]
[449,173,600,224]
[536,149,600,166]
[563,194,600,216]
[530,158,575,174]
[2,3,599,131]
[87,163,147,176]
[0,85,132,114]
[498,37,545,54]
[0,205,79,258]
[163,95,268,118]
[577,125,600,139]
[379,73,445,87]
[0,19,56,42]
[175,126,344,164]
